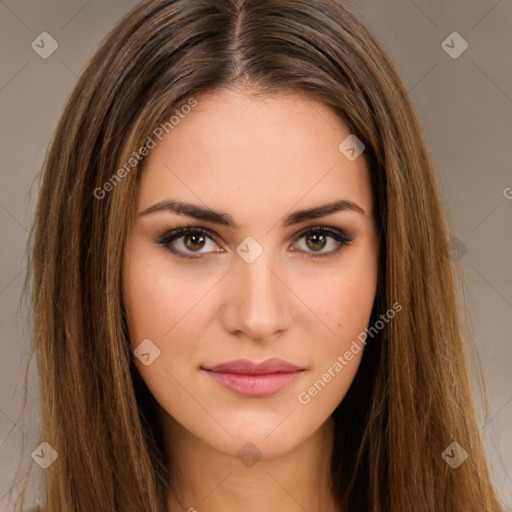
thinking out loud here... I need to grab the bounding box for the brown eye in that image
[183,233,207,252]
[305,232,327,252]
[156,227,221,259]
[293,226,353,258]
[156,225,353,260]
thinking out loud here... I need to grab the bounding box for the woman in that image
[14,0,503,510]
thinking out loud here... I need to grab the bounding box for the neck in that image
[159,410,339,512]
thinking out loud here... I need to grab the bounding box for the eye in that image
[155,226,221,259]
[292,225,353,258]
[155,225,353,259]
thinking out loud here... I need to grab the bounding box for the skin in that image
[122,87,379,512]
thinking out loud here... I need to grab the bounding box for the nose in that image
[220,248,293,342]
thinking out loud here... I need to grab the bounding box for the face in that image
[122,88,379,462]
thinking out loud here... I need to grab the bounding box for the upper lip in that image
[202,358,304,374]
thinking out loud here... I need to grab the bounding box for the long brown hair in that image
[12,0,503,510]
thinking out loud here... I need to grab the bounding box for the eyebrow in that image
[139,198,365,228]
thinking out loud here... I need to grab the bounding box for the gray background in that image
[1,0,511,510]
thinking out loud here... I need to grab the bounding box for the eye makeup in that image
[153,223,354,260]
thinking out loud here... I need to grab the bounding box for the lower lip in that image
[203,370,303,398]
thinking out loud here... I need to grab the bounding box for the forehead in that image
[137,88,373,223]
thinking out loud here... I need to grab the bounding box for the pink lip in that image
[202,358,305,398]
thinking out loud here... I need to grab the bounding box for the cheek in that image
[123,249,211,346]
[307,256,378,345]
[339,279,376,338]
[123,267,176,345]
[122,253,210,416]
[294,287,374,415]
[297,249,378,403]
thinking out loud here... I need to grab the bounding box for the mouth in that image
[201,358,306,398]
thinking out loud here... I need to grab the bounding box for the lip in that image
[201,358,305,398]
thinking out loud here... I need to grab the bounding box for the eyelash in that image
[155,224,354,260]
